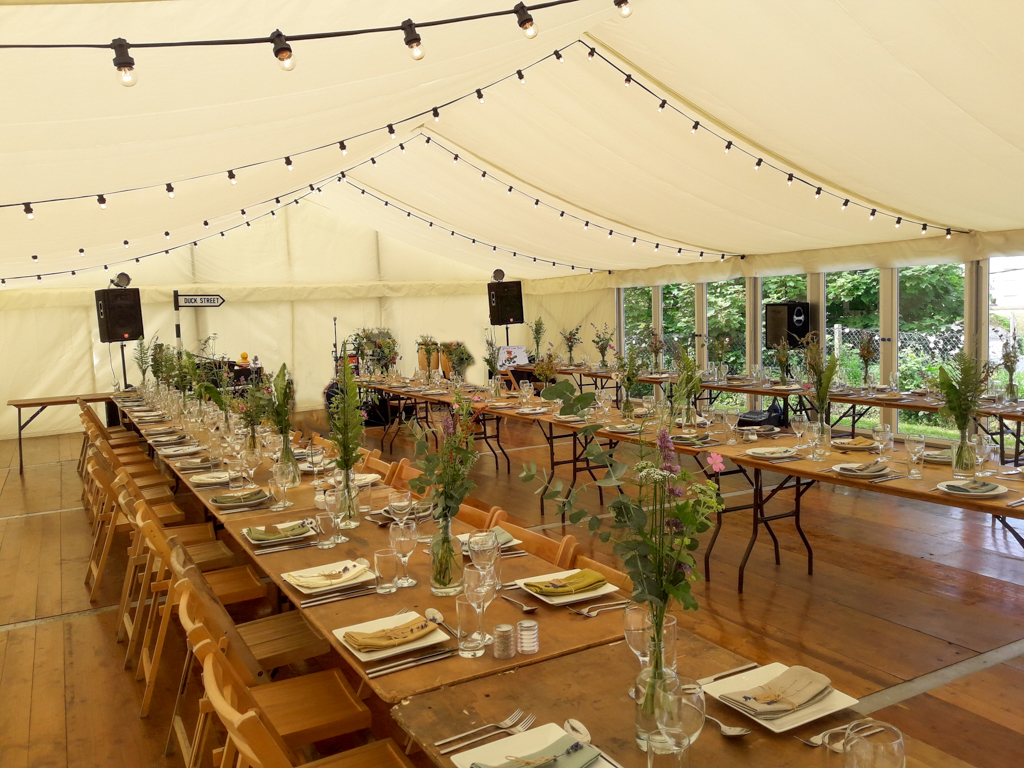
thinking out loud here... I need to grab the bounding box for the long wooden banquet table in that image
[113,396,979,768]
[360,379,1024,586]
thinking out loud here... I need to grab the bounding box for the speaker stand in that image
[505,326,510,346]
[119,343,130,390]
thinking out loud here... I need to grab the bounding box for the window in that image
[826,269,881,430]
[706,278,746,374]
[623,286,654,396]
[662,283,696,363]
[897,265,964,439]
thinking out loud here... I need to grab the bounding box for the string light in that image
[31,254,37,261]
[388,124,396,139]
[111,38,137,87]
[587,47,596,60]
[514,3,537,38]
[554,49,564,62]
[270,30,295,71]
[339,141,348,155]
[841,199,849,210]
[517,69,526,83]
[895,217,902,228]
[370,157,377,167]
[23,203,33,220]
[870,208,876,220]
[123,240,129,248]
[614,0,632,17]
[946,228,952,239]
[476,89,485,103]
[691,121,699,133]
[787,173,793,185]
[78,248,84,256]
[241,209,247,219]
[724,141,732,153]
[97,195,107,208]
[401,19,423,60]
[658,99,667,112]
[432,107,440,121]
[921,223,928,234]
[164,231,170,239]
[814,187,822,199]
[227,170,237,184]
[755,158,762,170]
[284,156,293,170]
[203,220,209,228]
[624,74,632,86]
[399,143,406,153]
[165,183,175,198]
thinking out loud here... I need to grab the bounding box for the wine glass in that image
[871,424,892,461]
[642,395,656,415]
[905,433,926,479]
[888,371,899,393]
[324,490,349,545]
[464,564,497,644]
[307,446,325,485]
[791,412,808,448]
[388,520,418,587]
[269,462,292,510]
[624,604,653,698]
[724,408,740,444]
[468,531,499,569]
[241,447,262,488]
[388,490,413,521]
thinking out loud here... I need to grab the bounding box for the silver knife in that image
[366,648,458,678]
[870,474,905,484]
[696,662,758,686]
[254,541,318,556]
[301,588,377,607]
[366,647,457,675]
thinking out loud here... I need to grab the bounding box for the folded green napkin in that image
[524,569,607,596]
[470,734,602,768]
[243,522,310,542]
[925,449,952,458]
[944,480,999,494]
[492,526,515,547]
[846,459,886,474]
[210,489,268,505]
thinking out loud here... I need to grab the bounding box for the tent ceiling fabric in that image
[4,0,1024,284]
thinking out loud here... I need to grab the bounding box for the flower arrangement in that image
[707,335,730,365]
[521,384,723,720]
[327,343,365,505]
[150,342,172,385]
[133,336,156,385]
[233,373,269,448]
[997,330,1021,401]
[409,394,479,594]
[857,335,876,385]
[937,351,987,435]
[533,350,558,384]
[802,332,837,424]
[483,328,501,378]
[614,347,642,419]
[441,341,475,378]
[591,323,615,367]
[672,347,702,424]
[526,317,546,361]
[354,328,400,374]
[560,324,583,365]
[416,335,439,373]
[260,363,300,485]
[646,330,666,366]
[771,338,792,380]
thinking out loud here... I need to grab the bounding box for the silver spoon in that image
[425,607,459,637]
[704,713,751,738]
[500,594,538,613]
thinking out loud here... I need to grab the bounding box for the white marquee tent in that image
[3,0,1024,438]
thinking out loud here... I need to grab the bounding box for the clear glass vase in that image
[430,519,465,596]
[333,472,360,530]
[621,397,636,423]
[952,430,977,480]
[635,614,677,751]
[1006,380,1019,404]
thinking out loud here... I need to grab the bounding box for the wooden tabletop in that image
[8,392,113,408]
[392,635,969,768]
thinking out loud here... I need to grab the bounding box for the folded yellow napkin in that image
[343,616,435,653]
[245,521,311,542]
[523,569,607,596]
[209,488,267,505]
[285,561,368,589]
[720,666,833,720]
[836,436,874,447]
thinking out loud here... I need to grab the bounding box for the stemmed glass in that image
[324,490,348,545]
[269,462,293,510]
[388,490,413,521]
[871,424,892,461]
[791,412,808,448]
[724,408,740,444]
[520,381,535,405]
[241,446,262,488]
[389,519,418,587]
[307,446,325,485]
[905,433,926,479]
[464,564,497,645]
[468,530,500,590]
[624,604,653,698]
[642,395,656,415]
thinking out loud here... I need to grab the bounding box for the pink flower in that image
[706,452,726,473]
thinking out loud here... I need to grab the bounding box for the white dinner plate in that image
[517,407,549,415]
[936,480,1008,499]
[242,518,316,546]
[739,426,780,435]
[771,385,803,391]
[451,723,623,768]
[333,611,448,662]
[189,470,230,487]
[150,434,187,446]
[702,662,859,733]
[923,451,952,464]
[513,569,621,606]
[832,463,889,478]
[455,532,523,549]
[745,447,796,458]
[282,559,376,594]
[159,445,202,457]
[604,424,641,434]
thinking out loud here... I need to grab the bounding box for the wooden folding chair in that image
[455,502,507,530]
[493,521,577,568]
[201,644,413,768]
[359,455,397,486]
[390,460,423,493]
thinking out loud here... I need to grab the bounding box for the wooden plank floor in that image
[2,422,1024,766]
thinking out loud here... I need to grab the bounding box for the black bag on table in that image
[737,398,783,428]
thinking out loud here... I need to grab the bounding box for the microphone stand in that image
[332,316,339,366]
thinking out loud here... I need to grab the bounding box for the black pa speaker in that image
[765,302,810,348]
[95,288,144,343]
[487,281,524,326]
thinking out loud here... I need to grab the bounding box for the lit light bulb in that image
[814,187,822,199]
[515,3,537,37]
[271,30,295,70]
[521,21,537,38]
[870,208,876,220]
[23,203,34,220]
[164,231,170,239]
[123,240,129,248]
[755,158,763,169]
[432,107,440,121]
[165,183,175,198]
[895,217,902,228]
[517,69,526,83]
[339,141,347,155]
[402,19,424,60]
[946,228,952,239]
[409,43,424,60]
[787,173,793,185]
[284,156,293,170]
[97,195,107,208]
[227,170,237,184]
[111,38,137,87]
[476,89,485,103]
[841,199,849,210]
[921,223,928,234]
[117,66,137,88]
[615,0,632,17]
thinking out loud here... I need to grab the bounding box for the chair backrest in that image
[79,399,113,441]
[439,346,453,378]
[199,640,295,768]
[454,504,490,530]
[494,521,576,568]
[354,448,381,473]
[571,553,634,592]
[500,369,520,392]
[310,434,334,451]
[361,455,397,486]
[172,550,267,686]
[390,459,423,492]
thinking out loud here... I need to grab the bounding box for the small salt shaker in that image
[493,624,516,659]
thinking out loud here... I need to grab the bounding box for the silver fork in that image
[439,714,537,754]
[433,709,525,746]
[566,600,630,618]
[793,722,880,748]
[394,607,409,616]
